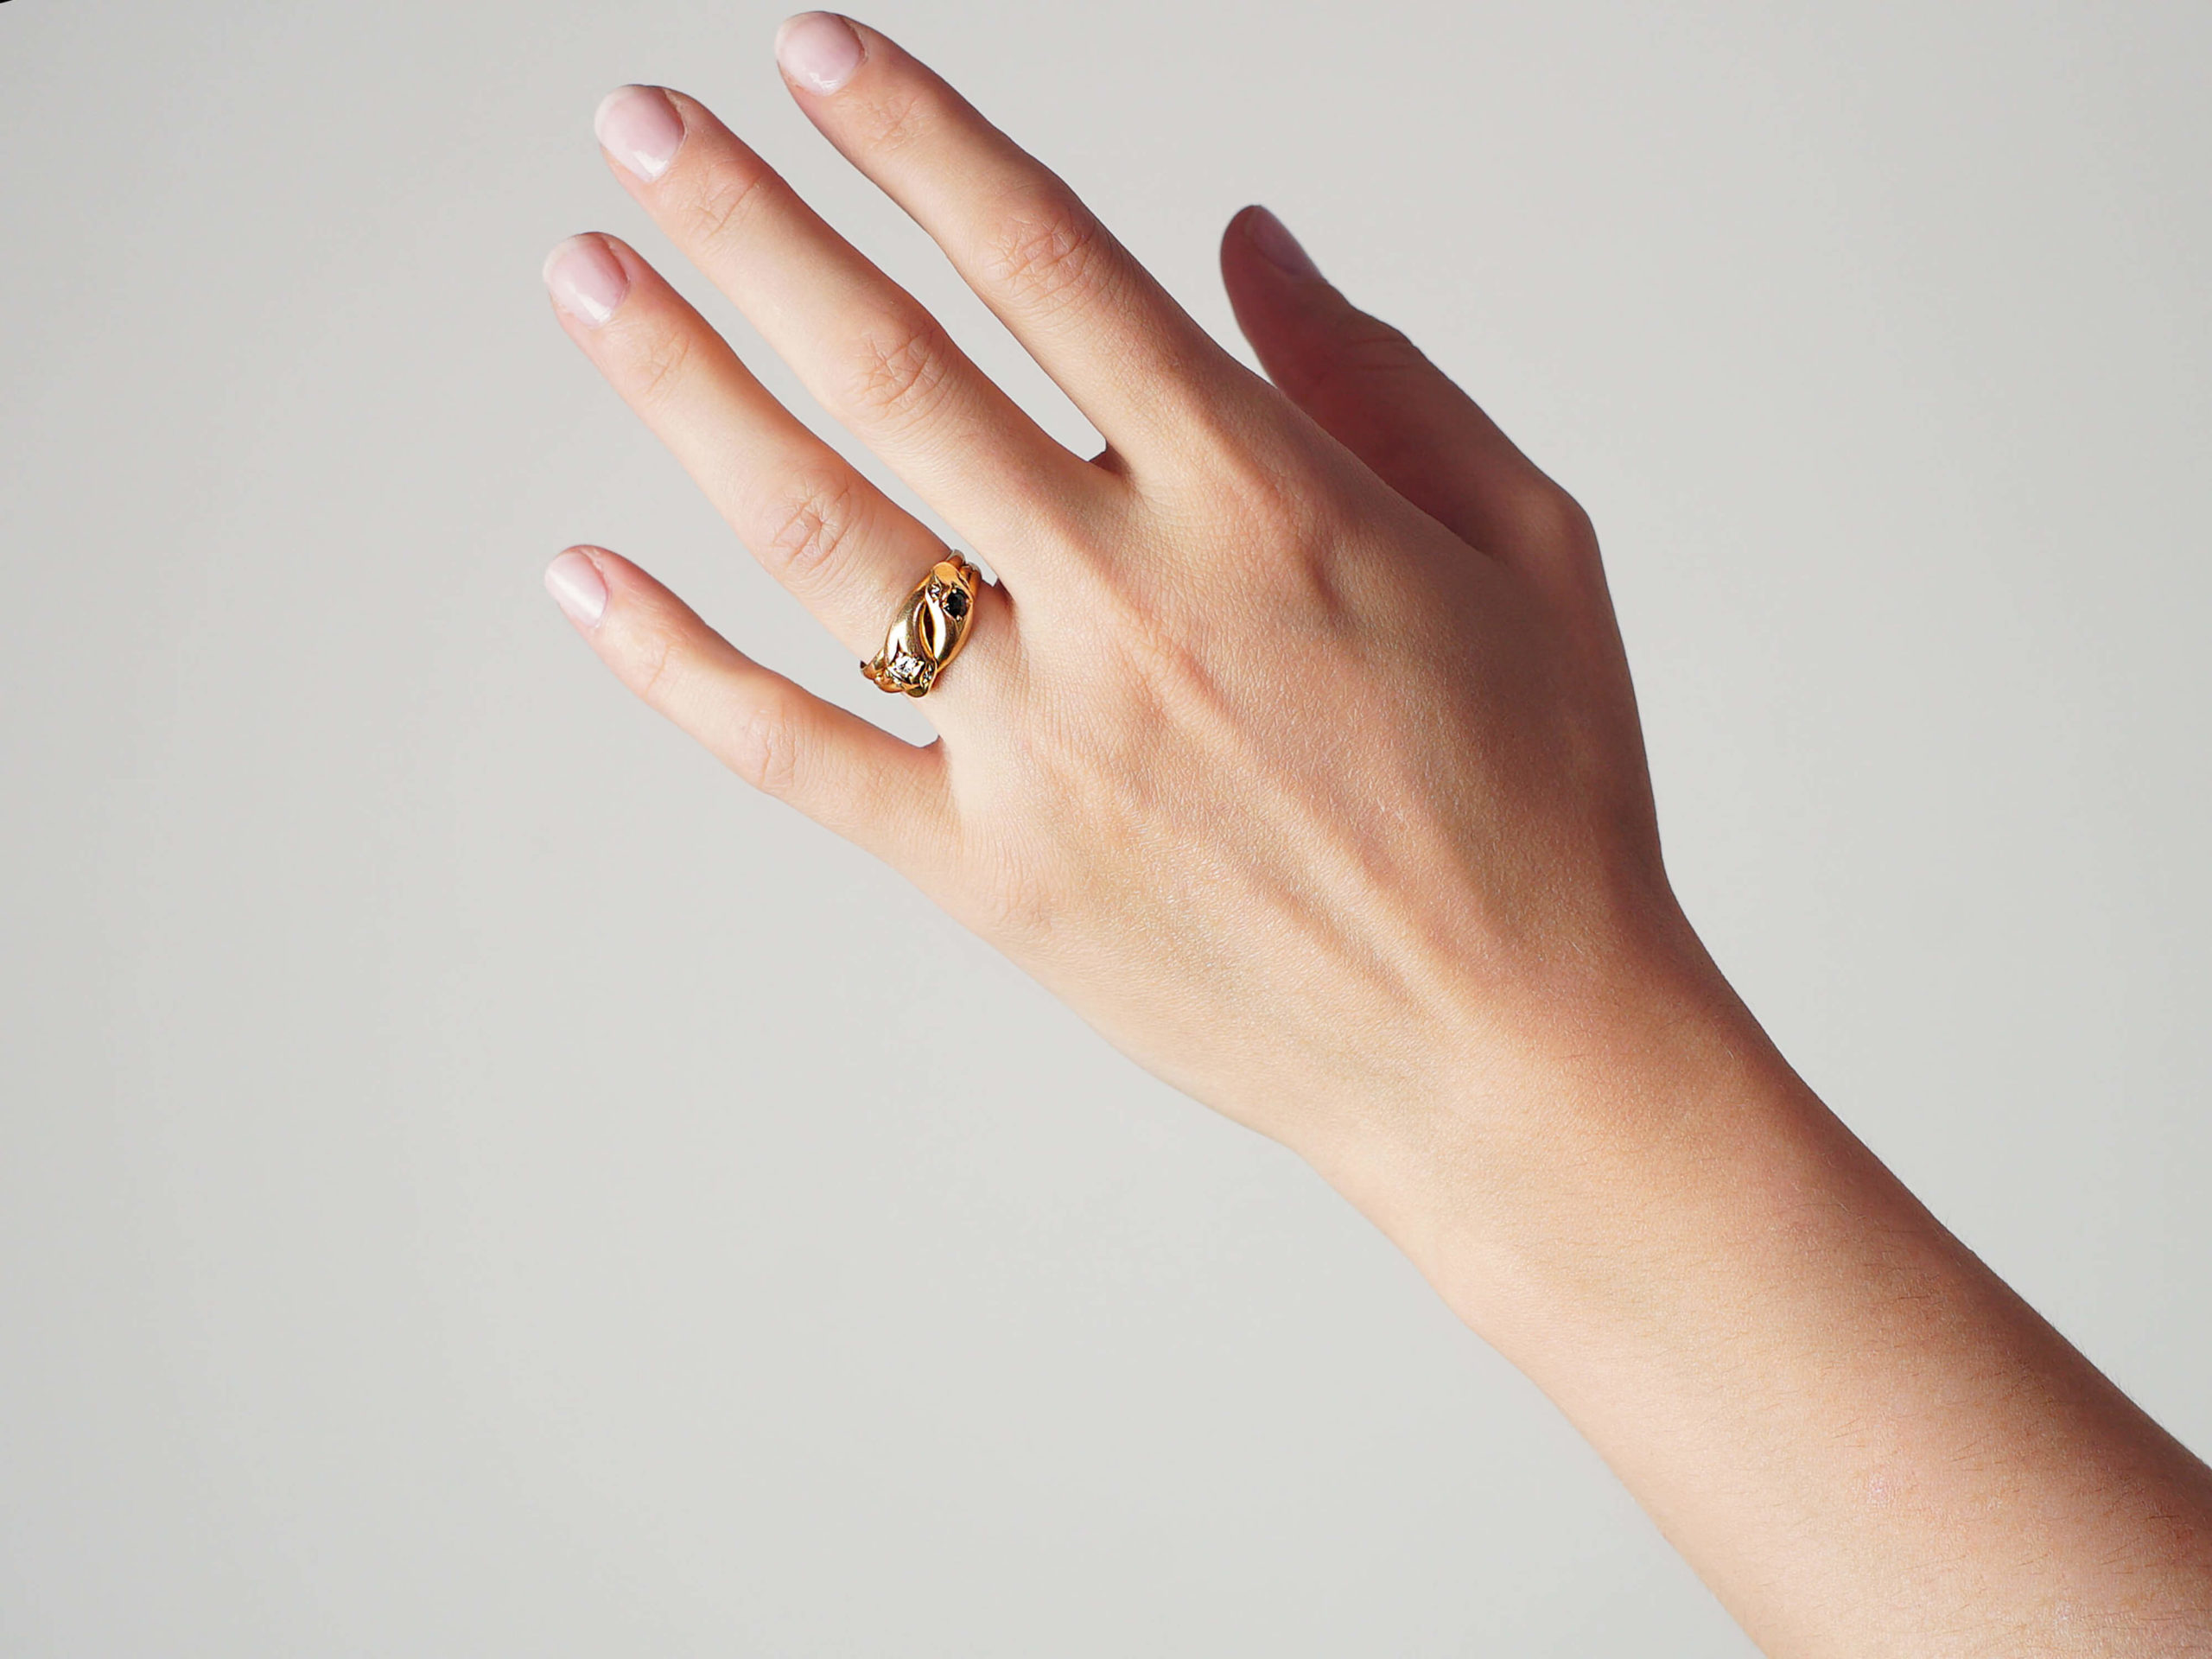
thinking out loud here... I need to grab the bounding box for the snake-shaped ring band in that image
[862,554,981,698]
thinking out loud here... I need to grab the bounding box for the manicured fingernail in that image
[542,234,629,327]
[594,84,686,181]
[777,12,865,93]
[545,549,608,626]
[1248,207,1321,280]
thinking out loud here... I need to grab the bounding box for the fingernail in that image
[776,12,865,94]
[1248,207,1321,281]
[545,549,609,627]
[542,234,629,327]
[594,84,686,181]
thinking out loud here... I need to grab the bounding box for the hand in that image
[539,14,1716,1214]
[542,16,2212,1654]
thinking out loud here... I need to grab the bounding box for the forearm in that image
[1340,966,2212,1656]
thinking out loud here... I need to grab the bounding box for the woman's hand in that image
[543,16,2212,1655]
[541,15,1710,1207]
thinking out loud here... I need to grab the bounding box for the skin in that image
[539,16,2212,1654]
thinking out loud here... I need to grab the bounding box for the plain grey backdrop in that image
[3,1,2209,1652]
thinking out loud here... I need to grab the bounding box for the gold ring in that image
[862,554,981,697]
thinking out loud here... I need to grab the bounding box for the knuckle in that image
[849,81,936,156]
[1167,411,1334,539]
[1298,313,1427,404]
[982,195,1113,315]
[1333,313,1423,366]
[729,696,803,798]
[844,317,956,429]
[628,627,684,710]
[678,158,780,249]
[762,469,865,590]
[630,322,698,408]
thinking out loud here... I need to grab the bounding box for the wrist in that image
[1306,925,1839,1354]
[1320,938,2212,1652]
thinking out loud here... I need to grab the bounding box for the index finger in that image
[774,13,1255,466]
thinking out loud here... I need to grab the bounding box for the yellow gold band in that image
[862,554,981,697]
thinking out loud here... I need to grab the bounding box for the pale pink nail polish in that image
[542,234,629,327]
[776,12,865,93]
[594,85,686,181]
[1248,207,1322,280]
[545,549,609,626]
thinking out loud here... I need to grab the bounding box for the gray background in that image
[3,0,2208,1652]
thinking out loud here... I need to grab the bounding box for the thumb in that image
[1220,206,1584,575]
